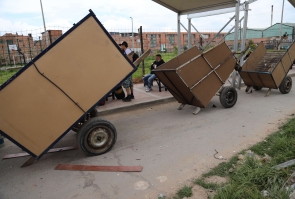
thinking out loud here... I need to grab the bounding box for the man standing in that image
[119,41,135,102]
[143,54,165,92]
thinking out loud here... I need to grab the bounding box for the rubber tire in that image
[253,86,263,91]
[219,86,238,108]
[77,117,117,156]
[279,76,292,94]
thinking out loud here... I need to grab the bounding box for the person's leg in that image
[122,77,132,102]
[143,74,151,87]
[146,74,156,92]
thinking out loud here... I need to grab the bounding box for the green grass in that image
[176,185,193,199]
[190,118,295,199]
[0,69,20,85]
[132,52,177,79]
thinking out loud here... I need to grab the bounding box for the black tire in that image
[253,86,263,91]
[219,86,238,108]
[77,117,117,156]
[279,76,292,94]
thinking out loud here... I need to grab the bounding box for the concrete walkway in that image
[98,67,295,115]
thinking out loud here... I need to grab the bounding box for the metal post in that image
[232,0,240,88]
[191,23,208,48]
[188,18,191,49]
[177,13,181,55]
[238,1,249,89]
[217,17,244,45]
[271,5,273,26]
[279,0,285,50]
[203,15,235,50]
[139,26,145,75]
[130,17,134,51]
[40,0,47,33]
[27,37,32,60]
[6,41,12,66]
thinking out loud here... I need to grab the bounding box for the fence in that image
[1,26,294,85]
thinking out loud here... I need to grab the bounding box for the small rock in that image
[262,190,268,197]
[238,154,245,161]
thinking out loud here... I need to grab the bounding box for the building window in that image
[0,40,3,44]
[168,34,175,45]
[150,34,156,48]
[7,40,13,45]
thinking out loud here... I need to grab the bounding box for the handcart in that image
[153,42,240,114]
[240,41,295,96]
[0,10,147,166]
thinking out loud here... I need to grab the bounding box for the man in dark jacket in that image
[143,54,165,92]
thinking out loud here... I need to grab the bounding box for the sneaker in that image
[122,96,131,102]
[146,87,152,92]
[131,94,134,99]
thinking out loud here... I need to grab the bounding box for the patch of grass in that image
[194,118,295,198]
[0,68,20,85]
[176,185,192,199]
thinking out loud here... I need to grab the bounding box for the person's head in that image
[119,41,128,50]
[155,54,161,61]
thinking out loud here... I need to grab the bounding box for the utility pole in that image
[271,5,273,26]
[40,0,47,33]
[279,0,285,50]
[130,17,134,51]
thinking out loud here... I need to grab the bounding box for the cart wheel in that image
[253,86,263,91]
[77,117,117,156]
[219,86,237,108]
[279,76,292,94]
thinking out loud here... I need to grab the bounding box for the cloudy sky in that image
[0,0,294,35]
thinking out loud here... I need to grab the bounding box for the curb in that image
[97,97,175,116]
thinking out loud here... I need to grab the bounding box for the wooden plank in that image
[55,164,143,172]
[2,146,77,160]
[21,156,35,168]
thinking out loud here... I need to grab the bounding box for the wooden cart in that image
[0,10,140,166]
[153,43,239,114]
[240,41,295,96]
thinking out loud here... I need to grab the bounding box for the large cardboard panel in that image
[157,46,201,70]
[215,56,236,82]
[281,52,292,73]
[191,73,223,107]
[248,73,264,87]
[239,71,254,86]
[0,14,135,157]
[154,71,186,104]
[176,56,211,88]
[243,42,266,71]
[35,17,133,112]
[272,62,286,87]
[259,73,277,89]
[203,43,231,69]
[287,42,295,63]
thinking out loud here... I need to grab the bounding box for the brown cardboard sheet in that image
[272,62,286,87]
[155,43,236,108]
[215,56,236,82]
[281,53,292,73]
[248,73,264,87]
[177,56,211,88]
[203,42,232,69]
[259,73,276,88]
[288,42,295,61]
[0,14,134,157]
[243,42,266,71]
[157,46,201,70]
[191,73,223,108]
[239,71,254,86]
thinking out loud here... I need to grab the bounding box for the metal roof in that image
[152,0,237,15]
[288,0,295,8]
